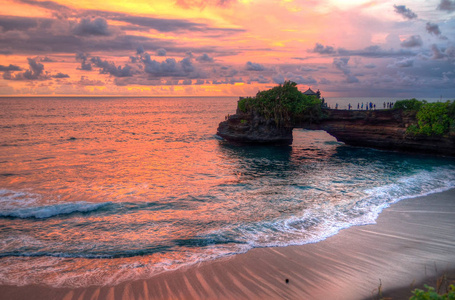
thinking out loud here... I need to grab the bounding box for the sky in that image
[0,0,454,97]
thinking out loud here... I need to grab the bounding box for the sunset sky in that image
[0,0,454,97]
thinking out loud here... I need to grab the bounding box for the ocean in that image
[0,96,454,288]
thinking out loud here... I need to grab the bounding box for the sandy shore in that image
[2,189,455,300]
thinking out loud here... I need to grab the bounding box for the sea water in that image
[0,97,454,287]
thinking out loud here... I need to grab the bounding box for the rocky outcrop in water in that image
[217,111,293,144]
[217,109,455,156]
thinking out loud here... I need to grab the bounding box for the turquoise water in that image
[0,97,454,287]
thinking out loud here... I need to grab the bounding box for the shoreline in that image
[1,189,455,299]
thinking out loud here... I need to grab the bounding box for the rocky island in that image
[217,81,455,156]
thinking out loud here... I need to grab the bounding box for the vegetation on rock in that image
[237,81,323,127]
[410,284,455,300]
[394,99,455,136]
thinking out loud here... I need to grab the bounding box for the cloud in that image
[3,58,48,80]
[76,52,92,71]
[364,64,376,69]
[249,75,270,84]
[393,5,418,19]
[0,15,52,32]
[73,17,111,36]
[91,57,133,77]
[52,72,70,78]
[136,46,145,55]
[438,0,455,12]
[272,74,285,84]
[140,53,198,78]
[246,61,265,71]
[76,76,105,86]
[180,57,195,73]
[196,53,214,63]
[312,43,336,54]
[0,64,21,72]
[284,73,317,85]
[16,0,73,16]
[431,44,445,59]
[446,46,455,60]
[110,14,244,34]
[156,48,167,56]
[333,57,359,83]
[338,45,414,58]
[175,0,236,9]
[40,57,55,62]
[426,22,441,36]
[400,35,423,48]
[392,58,414,68]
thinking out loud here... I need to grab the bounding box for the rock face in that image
[217,111,293,144]
[217,109,455,156]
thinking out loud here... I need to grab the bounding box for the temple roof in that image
[303,88,317,95]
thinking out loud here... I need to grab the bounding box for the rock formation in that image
[217,108,455,156]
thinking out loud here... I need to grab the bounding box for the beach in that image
[1,188,454,300]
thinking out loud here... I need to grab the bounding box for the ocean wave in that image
[0,201,111,219]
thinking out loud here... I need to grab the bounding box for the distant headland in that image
[217,81,455,156]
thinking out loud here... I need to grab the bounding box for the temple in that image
[303,88,321,99]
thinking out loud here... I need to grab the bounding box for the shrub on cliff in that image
[393,98,423,111]
[237,81,322,127]
[395,99,455,136]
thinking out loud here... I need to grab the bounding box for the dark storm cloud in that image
[312,43,336,54]
[333,57,359,83]
[393,5,418,20]
[73,17,111,36]
[196,53,214,63]
[438,0,455,12]
[426,22,441,36]
[0,64,21,71]
[246,61,265,71]
[400,35,423,48]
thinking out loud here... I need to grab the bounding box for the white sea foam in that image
[0,189,40,210]
[0,201,110,219]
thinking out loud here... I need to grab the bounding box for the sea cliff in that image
[217,108,455,156]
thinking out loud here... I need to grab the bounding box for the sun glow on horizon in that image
[0,0,454,97]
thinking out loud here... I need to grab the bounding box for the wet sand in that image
[1,189,455,300]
